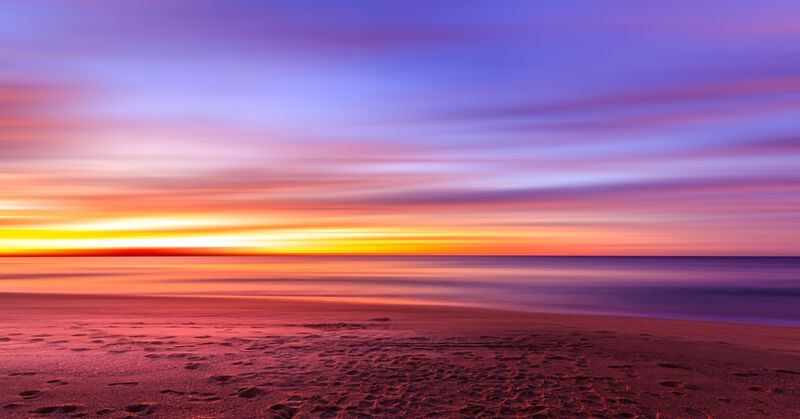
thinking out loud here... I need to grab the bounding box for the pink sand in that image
[1,293,799,418]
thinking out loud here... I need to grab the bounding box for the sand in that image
[0,293,798,418]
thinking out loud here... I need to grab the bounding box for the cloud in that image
[437,75,800,138]
[0,81,89,159]
[338,175,800,208]
[26,0,493,57]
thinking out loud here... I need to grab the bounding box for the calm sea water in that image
[1,256,798,325]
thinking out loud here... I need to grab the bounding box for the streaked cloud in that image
[0,1,798,255]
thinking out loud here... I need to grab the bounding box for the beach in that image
[1,293,798,418]
[4,1,798,417]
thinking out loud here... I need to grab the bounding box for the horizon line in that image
[0,250,797,258]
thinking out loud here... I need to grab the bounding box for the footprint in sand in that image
[47,380,67,386]
[160,389,186,396]
[775,369,800,375]
[184,362,205,370]
[270,403,299,417]
[19,389,41,399]
[32,405,81,415]
[125,403,156,415]
[608,364,634,369]
[657,363,690,370]
[235,387,265,398]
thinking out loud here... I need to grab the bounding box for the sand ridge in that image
[0,293,799,418]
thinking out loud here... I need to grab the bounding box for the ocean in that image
[1,256,798,325]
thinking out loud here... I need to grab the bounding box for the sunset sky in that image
[0,1,798,255]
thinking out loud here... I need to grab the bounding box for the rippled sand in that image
[1,293,799,418]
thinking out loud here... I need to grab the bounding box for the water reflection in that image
[1,256,798,325]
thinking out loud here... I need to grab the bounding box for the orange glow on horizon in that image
[0,211,725,256]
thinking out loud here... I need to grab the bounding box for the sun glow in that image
[0,221,457,255]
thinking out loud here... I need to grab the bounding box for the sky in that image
[0,0,798,255]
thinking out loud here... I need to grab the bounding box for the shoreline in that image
[3,290,798,338]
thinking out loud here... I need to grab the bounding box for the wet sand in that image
[0,293,798,418]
